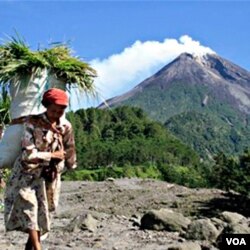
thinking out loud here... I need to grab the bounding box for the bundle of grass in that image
[0,35,97,168]
[0,36,97,92]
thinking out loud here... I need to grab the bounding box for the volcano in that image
[99,53,250,158]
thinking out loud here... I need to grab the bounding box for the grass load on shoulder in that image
[0,36,97,91]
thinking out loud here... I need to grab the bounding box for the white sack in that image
[0,69,66,168]
[10,69,65,119]
[0,124,23,168]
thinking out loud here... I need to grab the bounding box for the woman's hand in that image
[51,150,65,160]
[0,178,6,189]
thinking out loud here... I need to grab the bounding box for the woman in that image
[4,88,77,250]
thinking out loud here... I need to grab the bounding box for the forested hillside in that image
[67,106,199,168]
[65,106,207,186]
[165,111,250,160]
[64,106,250,194]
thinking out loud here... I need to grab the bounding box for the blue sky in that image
[1,0,250,110]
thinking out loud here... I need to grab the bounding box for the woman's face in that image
[46,103,67,123]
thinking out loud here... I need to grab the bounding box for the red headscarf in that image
[42,88,69,106]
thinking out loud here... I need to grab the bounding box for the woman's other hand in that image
[0,177,6,189]
[51,150,65,160]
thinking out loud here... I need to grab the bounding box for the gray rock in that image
[184,219,220,242]
[106,177,115,182]
[168,241,201,250]
[66,213,98,232]
[222,222,250,234]
[220,211,246,225]
[140,208,191,232]
[216,211,250,235]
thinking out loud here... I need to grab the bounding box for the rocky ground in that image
[0,178,249,250]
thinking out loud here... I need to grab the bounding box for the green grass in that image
[0,35,97,93]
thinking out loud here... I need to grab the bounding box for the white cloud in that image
[71,35,215,109]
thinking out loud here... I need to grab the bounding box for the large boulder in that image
[184,219,220,242]
[219,211,246,225]
[220,222,250,234]
[140,208,191,232]
[218,211,250,234]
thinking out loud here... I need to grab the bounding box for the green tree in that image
[238,149,250,194]
[208,151,250,195]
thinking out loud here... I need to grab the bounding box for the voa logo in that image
[226,238,247,246]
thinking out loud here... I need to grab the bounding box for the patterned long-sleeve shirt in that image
[21,113,77,174]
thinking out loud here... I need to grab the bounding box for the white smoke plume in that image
[72,35,215,109]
